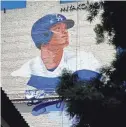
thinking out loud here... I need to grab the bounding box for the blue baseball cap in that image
[31,14,74,49]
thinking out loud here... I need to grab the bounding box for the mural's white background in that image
[1,1,115,127]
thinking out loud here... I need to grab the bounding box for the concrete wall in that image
[1,1,115,127]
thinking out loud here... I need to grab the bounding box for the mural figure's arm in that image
[74,51,102,81]
[74,69,101,81]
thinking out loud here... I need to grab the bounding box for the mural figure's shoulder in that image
[62,50,102,73]
[79,51,102,73]
[11,56,40,78]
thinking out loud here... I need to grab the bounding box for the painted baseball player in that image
[11,14,101,99]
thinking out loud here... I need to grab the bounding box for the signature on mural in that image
[60,3,86,12]
[11,13,101,100]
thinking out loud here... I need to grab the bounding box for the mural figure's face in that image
[40,23,69,69]
[50,22,69,47]
[41,23,69,50]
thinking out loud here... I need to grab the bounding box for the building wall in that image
[1,1,115,127]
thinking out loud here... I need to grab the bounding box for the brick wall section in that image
[1,1,115,126]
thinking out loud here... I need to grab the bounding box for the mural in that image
[11,13,101,122]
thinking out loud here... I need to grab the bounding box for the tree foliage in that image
[56,1,126,127]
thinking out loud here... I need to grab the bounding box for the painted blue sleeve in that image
[73,69,101,81]
[27,69,101,90]
[27,75,60,91]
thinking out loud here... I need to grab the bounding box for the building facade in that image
[1,1,115,127]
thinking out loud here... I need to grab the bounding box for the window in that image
[1,0,26,10]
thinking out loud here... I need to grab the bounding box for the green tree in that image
[56,1,126,127]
